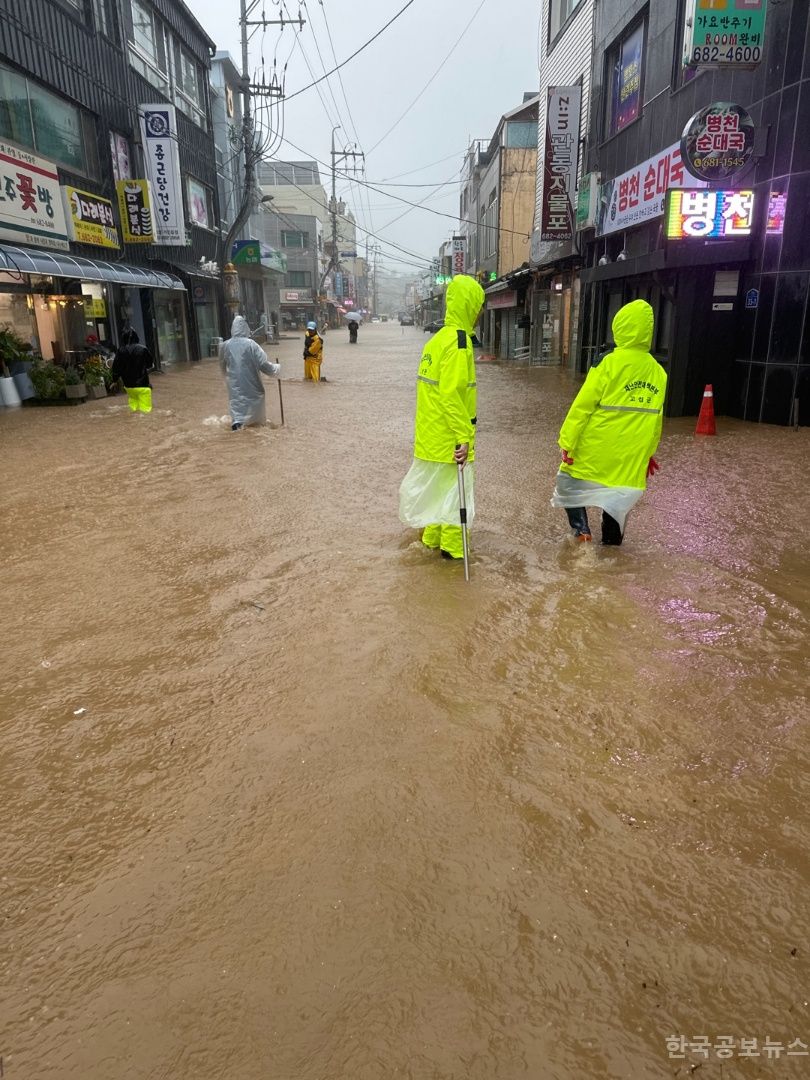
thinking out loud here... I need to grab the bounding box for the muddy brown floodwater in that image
[1,322,809,1080]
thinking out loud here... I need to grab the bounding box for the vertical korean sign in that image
[138,104,186,246]
[540,85,581,243]
[0,142,69,250]
[613,23,644,133]
[452,236,466,275]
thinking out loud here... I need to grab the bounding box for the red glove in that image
[561,449,575,465]
[647,456,660,478]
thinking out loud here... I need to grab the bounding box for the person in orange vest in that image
[303,320,323,381]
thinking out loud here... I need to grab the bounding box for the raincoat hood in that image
[444,274,485,335]
[121,328,139,345]
[231,315,251,338]
[612,300,654,351]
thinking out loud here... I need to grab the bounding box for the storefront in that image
[483,272,532,359]
[0,243,185,367]
[280,288,315,331]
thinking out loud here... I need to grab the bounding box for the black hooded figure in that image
[112,328,154,389]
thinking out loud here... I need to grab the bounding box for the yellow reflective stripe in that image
[598,404,661,415]
[417,375,439,385]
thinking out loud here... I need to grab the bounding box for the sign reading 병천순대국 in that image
[681,102,755,182]
[138,104,186,245]
[685,0,767,69]
[540,85,581,242]
[596,142,705,236]
[0,142,69,250]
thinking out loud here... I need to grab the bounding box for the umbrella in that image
[345,311,362,323]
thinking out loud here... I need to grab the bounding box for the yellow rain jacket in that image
[414,274,485,463]
[559,300,667,490]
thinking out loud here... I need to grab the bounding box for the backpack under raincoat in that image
[220,315,280,426]
[551,299,667,530]
[399,275,485,528]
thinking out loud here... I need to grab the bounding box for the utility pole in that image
[319,128,363,326]
[372,244,380,317]
[221,2,300,322]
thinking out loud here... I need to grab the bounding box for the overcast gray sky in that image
[184,0,541,275]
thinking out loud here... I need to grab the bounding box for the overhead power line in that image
[366,0,488,156]
[284,0,418,102]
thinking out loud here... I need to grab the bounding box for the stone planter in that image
[87,384,107,399]
[65,383,87,401]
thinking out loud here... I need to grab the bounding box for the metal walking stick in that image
[455,445,470,582]
[277,377,285,426]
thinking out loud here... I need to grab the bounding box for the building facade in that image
[577,0,809,424]
[528,0,595,367]
[0,0,225,375]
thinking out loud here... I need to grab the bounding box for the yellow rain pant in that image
[304,359,321,382]
[421,523,464,559]
[125,387,152,412]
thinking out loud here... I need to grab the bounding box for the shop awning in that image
[0,243,185,290]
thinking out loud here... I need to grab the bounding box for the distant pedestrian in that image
[303,320,323,381]
[112,328,153,413]
[220,315,280,430]
[399,274,485,561]
[551,299,666,545]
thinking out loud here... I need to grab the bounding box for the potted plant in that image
[64,365,87,402]
[29,358,66,403]
[0,326,24,406]
[82,355,107,398]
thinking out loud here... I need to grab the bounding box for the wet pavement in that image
[1,322,809,1079]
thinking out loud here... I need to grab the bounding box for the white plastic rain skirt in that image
[399,459,475,528]
[550,470,642,532]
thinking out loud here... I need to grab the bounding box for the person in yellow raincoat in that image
[399,274,485,560]
[303,320,323,381]
[551,299,666,545]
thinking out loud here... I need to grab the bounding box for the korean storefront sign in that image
[0,142,69,250]
[116,180,154,244]
[486,290,517,310]
[452,236,466,275]
[684,0,767,69]
[138,104,186,246]
[596,142,705,237]
[681,102,755,182]
[540,85,581,242]
[61,185,119,249]
[665,189,756,240]
[576,172,598,231]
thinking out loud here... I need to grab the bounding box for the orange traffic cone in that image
[695,384,717,436]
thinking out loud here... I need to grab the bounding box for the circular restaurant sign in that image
[681,102,755,183]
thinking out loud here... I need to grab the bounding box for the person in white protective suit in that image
[220,315,280,430]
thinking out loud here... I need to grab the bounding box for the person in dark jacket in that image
[113,328,154,413]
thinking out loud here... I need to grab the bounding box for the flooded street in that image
[2,322,809,1079]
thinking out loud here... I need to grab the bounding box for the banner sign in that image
[61,185,119,248]
[0,142,69,250]
[614,23,644,133]
[138,104,186,245]
[596,142,705,236]
[666,189,756,239]
[486,290,518,310]
[116,179,154,243]
[452,236,466,275]
[681,102,755,182]
[686,0,767,69]
[232,240,287,273]
[540,85,581,242]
